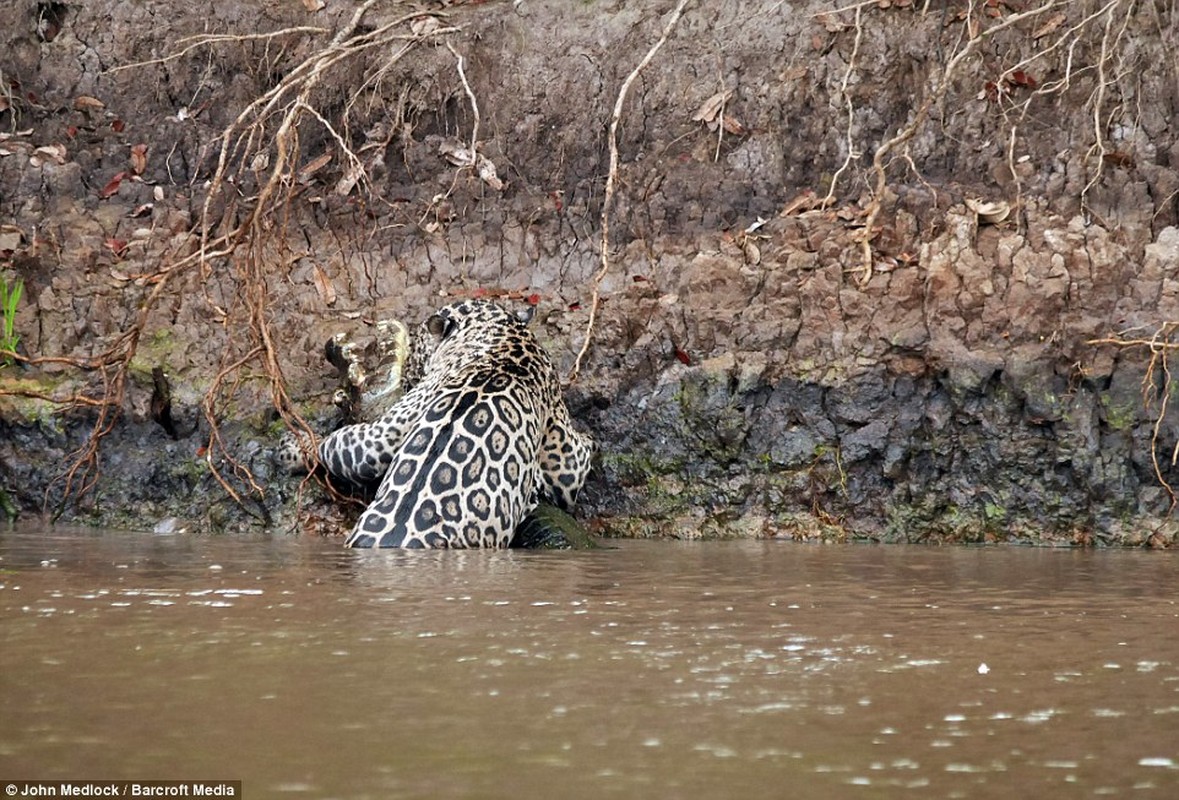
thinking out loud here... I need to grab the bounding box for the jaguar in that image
[306,298,594,549]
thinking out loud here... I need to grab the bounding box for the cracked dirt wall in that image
[2,0,1179,545]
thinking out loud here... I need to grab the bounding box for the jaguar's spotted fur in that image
[314,299,593,548]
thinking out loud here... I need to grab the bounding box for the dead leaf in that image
[153,185,165,202]
[965,197,1011,224]
[439,139,476,167]
[111,119,125,133]
[105,238,128,258]
[674,346,692,366]
[297,151,332,183]
[312,263,336,306]
[129,203,153,218]
[31,143,67,166]
[410,16,442,36]
[477,155,504,191]
[301,0,325,10]
[1007,69,1037,89]
[74,95,105,111]
[1032,12,1067,39]
[1103,151,1135,169]
[335,163,364,196]
[691,90,732,124]
[721,115,747,136]
[100,171,126,198]
[816,13,847,33]
[780,65,808,82]
[742,238,761,265]
[249,151,270,174]
[780,190,819,216]
[130,143,148,175]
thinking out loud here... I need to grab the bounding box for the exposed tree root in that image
[816,0,1137,284]
[2,5,462,520]
[569,0,692,384]
[1089,325,1179,510]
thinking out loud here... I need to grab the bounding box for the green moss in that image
[1099,395,1138,431]
[128,328,178,386]
[0,486,16,521]
[0,373,73,424]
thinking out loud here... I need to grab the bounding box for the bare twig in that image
[569,0,692,383]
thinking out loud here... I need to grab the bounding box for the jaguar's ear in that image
[515,305,536,326]
[427,313,455,340]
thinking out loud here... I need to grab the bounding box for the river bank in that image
[2,1,1177,545]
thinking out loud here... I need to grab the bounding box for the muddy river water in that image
[1,527,1177,799]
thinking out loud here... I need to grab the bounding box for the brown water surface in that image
[1,527,1177,798]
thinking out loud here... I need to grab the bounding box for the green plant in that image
[1,277,22,367]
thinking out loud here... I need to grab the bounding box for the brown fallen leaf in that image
[297,152,332,183]
[816,13,847,33]
[31,143,67,166]
[1032,12,1067,39]
[312,263,336,306]
[105,238,128,258]
[964,197,1011,224]
[721,115,747,136]
[301,0,325,10]
[742,237,761,265]
[1103,151,1135,169]
[334,163,364,196]
[74,95,105,111]
[780,189,819,216]
[477,155,504,191]
[100,171,126,198]
[691,90,732,124]
[410,16,442,36]
[130,143,148,175]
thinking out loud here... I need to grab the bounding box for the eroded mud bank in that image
[2,1,1177,544]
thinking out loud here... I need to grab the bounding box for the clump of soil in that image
[1,0,1177,546]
